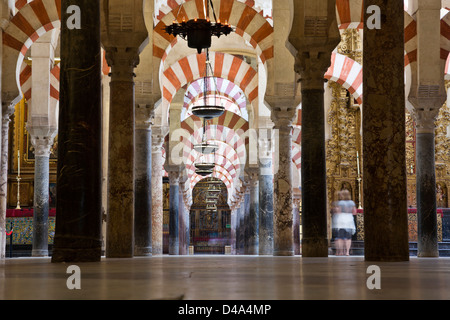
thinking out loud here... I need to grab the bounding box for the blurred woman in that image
[333,190,356,256]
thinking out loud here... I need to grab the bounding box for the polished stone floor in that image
[0,255,449,300]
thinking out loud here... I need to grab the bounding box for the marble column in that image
[363,0,409,261]
[300,88,328,256]
[52,0,102,263]
[178,175,187,255]
[270,107,295,256]
[294,43,339,257]
[258,135,274,255]
[293,194,301,255]
[29,133,56,257]
[168,169,180,255]
[243,186,250,254]
[0,105,14,259]
[151,130,165,255]
[413,110,441,257]
[230,205,237,254]
[105,47,140,258]
[134,105,153,256]
[408,1,445,258]
[234,202,241,254]
[246,169,259,255]
[237,195,245,254]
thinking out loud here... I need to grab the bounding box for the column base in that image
[364,255,410,262]
[259,249,273,256]
[301,238,328,257]
[32,249,48,257]
[52,248,102,263]
[273,250,294,256]
[134,246,152,257]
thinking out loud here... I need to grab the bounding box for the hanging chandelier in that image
[194,118,219,154]
[194,141,218,154]
[195,163,214,176]
[191,50,225,120]
[164,0,233,54]
[194,146,215,176]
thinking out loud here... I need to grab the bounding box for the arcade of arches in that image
[1,0,450,300]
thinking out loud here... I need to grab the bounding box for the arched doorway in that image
[190,178,231,254]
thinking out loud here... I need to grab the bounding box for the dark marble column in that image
[259,134,273,255]
[178,178,187,255]
[301,89,328,257]
[416,130,438,257]
[247,170,259,255]
[243,188,250,254]
[363,0,409,261]
[237,196,245,254]
[134,105,153,256]
[230,204,237,254]
[105,47,140,258]
[234,202,241,254]
[168,169,180,255]
[30,135,56,257]
[52,1,102,262]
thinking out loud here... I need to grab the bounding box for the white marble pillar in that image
[151,129,166,255]
[258,134,274,255]
[28,129,56,257]
[270,105,296,256]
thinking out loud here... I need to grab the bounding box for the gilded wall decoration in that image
[326,81,361,207]
[8,98,57,208]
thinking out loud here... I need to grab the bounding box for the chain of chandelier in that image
[165,0,235,212]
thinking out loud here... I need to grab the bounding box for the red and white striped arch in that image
[2,0,61,100]
[15,0,33,11]
[325,53,363,104]
[185,152,240,184]
[404,12,417,68]
[181,122,247,160]
[162,51,258,110]
[441,10,450,76]
[335,0,364,30]
[19,62,60,107]
[181,110,249,142]
[153,0,274,64]
[19,63,32,101]
[190,159,234,185]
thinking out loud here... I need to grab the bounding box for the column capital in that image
[135,104,154,130]
[294,49,334,90]
[26,125,57,157]
[410,108,441,134]
[2,102,15,123]
[105,46,140,81]
[246,167,259,187]
[266,97,298,130]
[408,93,446,133]
[166,165,185,185]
